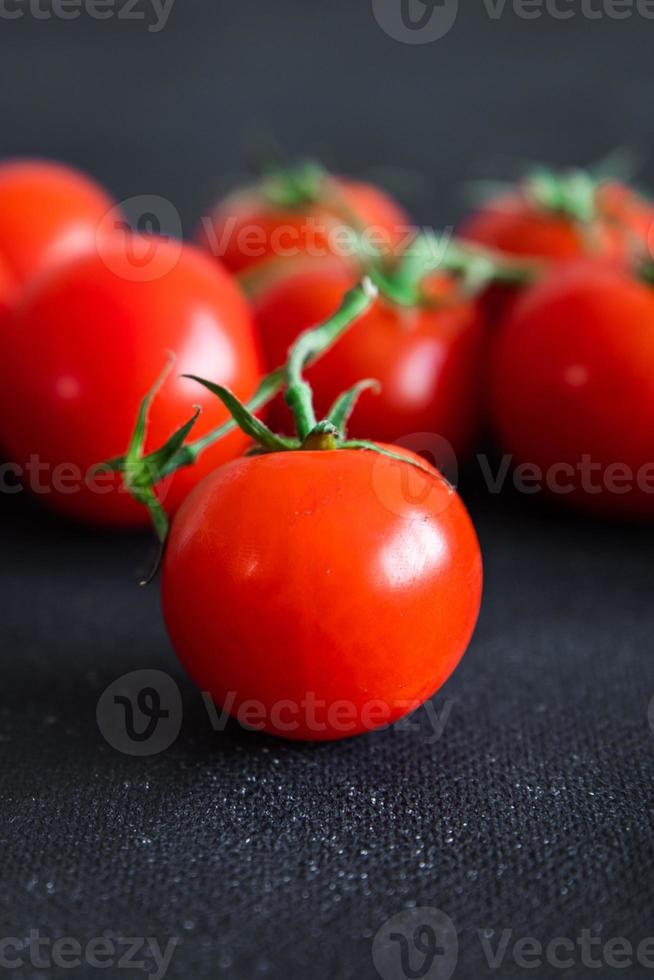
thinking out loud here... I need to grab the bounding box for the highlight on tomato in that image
[110,279,483,741]
[0,233,263,526]
[460,164,654,265]
[197,159,410,277]
[490,258,654,519]
[0,158,117,299]
[249,234,532,461]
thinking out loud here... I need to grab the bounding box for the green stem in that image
[284,277,378,439]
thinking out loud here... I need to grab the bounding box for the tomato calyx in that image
[367,232,537,307]
[259,159,328,210]
[100,277,385,550]
[524,167,600,225]
[185,281,437,476]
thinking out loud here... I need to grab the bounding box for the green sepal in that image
[327,379,380,437]
[526,167,598,225]
[260,160,327,209]
[183,375,297,453]
[340,439,452,487]
[124,355,174,475]
[138,406,202,484]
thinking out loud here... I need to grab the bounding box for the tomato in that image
[460,180,652,264]
[0,254,11,324]
[0,158,116,289]
[251,257,484,460]
[0,235,263,526]
[490,260,654,518]
[198,168,410,277]
[162,445,482,741]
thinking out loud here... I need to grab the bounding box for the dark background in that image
[2,3,654,979]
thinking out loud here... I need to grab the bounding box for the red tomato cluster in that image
[3,152,653,740]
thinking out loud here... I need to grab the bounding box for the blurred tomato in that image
[0,235,263,526]
[0,255,11,323]
[198,166,410,276]
[0,159,116,289]
[461,179,653,265]
[490,260,654,518]
[251,257,484,460]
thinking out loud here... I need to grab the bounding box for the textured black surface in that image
[2,3,654,978]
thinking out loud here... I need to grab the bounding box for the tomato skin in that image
[461,191,616,262]
[162,447,482,741]
[460,182,653,265]
[0,255,11,324]
[490,260,654,518]
[198,178,409,276]
[0,159,116,289]
[0,236,263,526]
[252,258,484,460]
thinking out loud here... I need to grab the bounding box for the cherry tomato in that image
[461,180,652,264]
[0,254,11,324]
[198,172,409,276]
[162,445,482,741]
[490,260,654,518]
[251,257,484,460]
[0,235,263,526]
[0,158,116,290]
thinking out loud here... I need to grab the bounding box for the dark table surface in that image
[2,3,654,978]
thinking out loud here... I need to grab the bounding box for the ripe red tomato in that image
[162,445,482,741]
[0,254,11,323]
[198,171,409,276]
[0,235,263,526]
[251,257,484,460]
[461,180,652,264]
[0,158,116,289]
[490,260,654,518]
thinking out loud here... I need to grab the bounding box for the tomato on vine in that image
[249,236,530,460]
[114,279,482,740]
[197,160,410,277]
[0,235,263,526]
[461,166,653,264]
[490,259,654,518]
